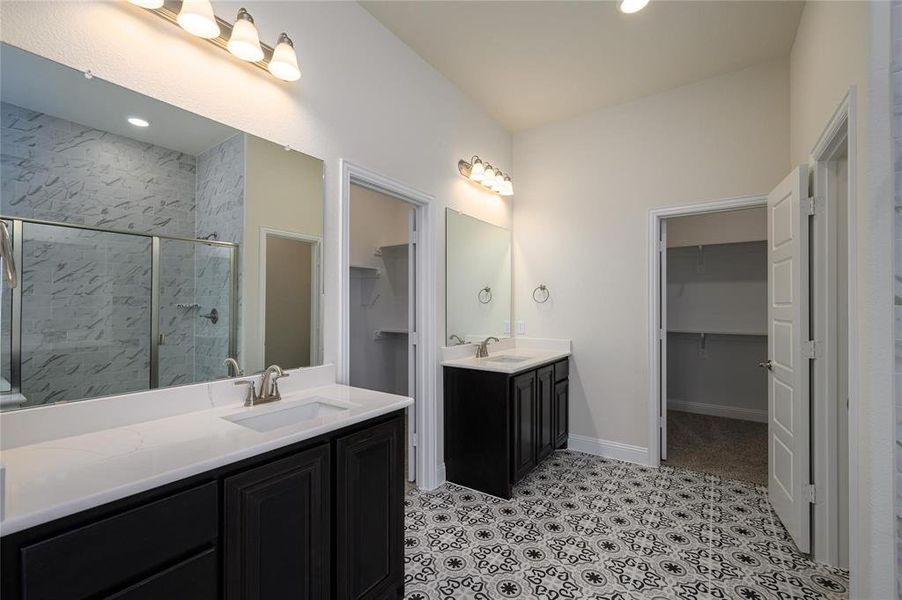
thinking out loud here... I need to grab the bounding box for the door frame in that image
[338,159,439,490]
[257,227,322,367]
[646,194,767,468]
[808,89,858,575]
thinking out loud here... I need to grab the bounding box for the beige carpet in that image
[665,410,767,486]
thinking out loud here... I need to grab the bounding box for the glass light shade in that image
[177,0,220,38]
[483,164,496,185]
[618,0,650,13]
[469,158,485,182]
[228,10,264,62]
[128,0,164,8]
[269,33,301,81]
[501,176,514,196]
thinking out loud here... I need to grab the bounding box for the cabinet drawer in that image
[106,547,217,600]
[554,359,569,382]
[21,482,218,600]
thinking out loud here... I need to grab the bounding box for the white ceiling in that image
[361,0,804,132]
[1,44,238,156]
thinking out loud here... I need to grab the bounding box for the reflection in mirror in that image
[0,44,323,411]
[445,209,511,345]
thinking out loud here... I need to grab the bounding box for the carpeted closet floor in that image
[665,410,768,486]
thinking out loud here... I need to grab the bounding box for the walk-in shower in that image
[0,217,237,408]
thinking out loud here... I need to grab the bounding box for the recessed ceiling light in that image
[618,0,650,14]
[128,117,150,128]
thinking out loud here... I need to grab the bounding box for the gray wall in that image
[666,241,768,420]
[892,1,902,593]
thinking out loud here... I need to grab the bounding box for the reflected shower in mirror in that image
[0,44,323,411]
[445,209,511,345]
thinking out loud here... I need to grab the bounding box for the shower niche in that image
[0,44,324,410]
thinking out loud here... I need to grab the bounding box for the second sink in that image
[486,355,532,363]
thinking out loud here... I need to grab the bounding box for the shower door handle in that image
[0,221,17,289]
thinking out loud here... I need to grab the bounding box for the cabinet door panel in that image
[536,366,555,461]
[335,416,404,600]
[224,444,330,600]
[554,380,569,449]
[511,372,537,483]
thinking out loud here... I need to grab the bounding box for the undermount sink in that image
[224,399,349,432]
[486,355,531,363]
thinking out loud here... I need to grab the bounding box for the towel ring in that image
[532,284,550,304]
[477,286,493,304]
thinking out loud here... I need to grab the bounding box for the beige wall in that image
[265,236,313,368]
[512,58,789,453]
[666,207,765,248]
[349,185,412,267]
[790,2,895,595]
[242,134,323,373]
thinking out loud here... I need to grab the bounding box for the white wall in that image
[790,2,895,595]
[512,58,789,452]
[0,0,513,479]
[665,207,765,247]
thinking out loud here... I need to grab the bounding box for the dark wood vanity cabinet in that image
[1,412,405,600]
[224,445,331,600]
[445,358,569,499]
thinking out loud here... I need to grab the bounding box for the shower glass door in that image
[18,222,153,407]
[0,219,15,408]
[158,238,235,387]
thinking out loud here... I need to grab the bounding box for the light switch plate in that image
[516,320,526,335]
[503,320,511,334]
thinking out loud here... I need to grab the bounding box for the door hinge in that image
[410,331,418,345]
[804,484,816,503]
[658,239,666,252]
[411,433,417,447]
[658,328,665,340]
[410,231,418,244]
[804,340,817,359]
[807,196,822,216]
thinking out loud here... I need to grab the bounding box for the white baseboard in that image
[668,399,767,423]
[567,434,649,466]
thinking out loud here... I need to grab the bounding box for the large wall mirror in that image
[445,209,511,345]
[0,44,324,411]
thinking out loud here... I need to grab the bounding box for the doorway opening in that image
[660,208,769,485]
[347,183,417,492]
[340,161,437,493]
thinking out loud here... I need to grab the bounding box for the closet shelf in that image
[350,264,381,278]
[667,328,766,337]
[374,328,408,340]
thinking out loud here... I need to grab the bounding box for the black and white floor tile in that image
[404,450,848,599]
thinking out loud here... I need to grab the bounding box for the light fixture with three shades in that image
[126,0,301,82]
[458,156,513,196]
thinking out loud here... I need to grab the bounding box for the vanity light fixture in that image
[124,1,301,83]
[177,0,220,38]
[227,8,264,62]
[618,0,650,14]
[268,33,302,81]
[457,156,514,197]
[127,116,150,127]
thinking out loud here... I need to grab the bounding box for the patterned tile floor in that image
[403,450,848,599]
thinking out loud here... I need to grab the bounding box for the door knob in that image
[758,359,773,371]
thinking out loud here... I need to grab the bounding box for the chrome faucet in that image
[259,365,290,403]
[233,365,290,407]
[223,357,243,377]
[475,336,500,358]
[449,334,468,346]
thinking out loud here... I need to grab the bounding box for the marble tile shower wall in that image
[0,103,244,405]
[893,2,902,596]
[194,134,244,382]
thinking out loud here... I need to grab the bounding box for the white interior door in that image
[659,220,668,461]
[766,166,811,553]
[407,210,417,483]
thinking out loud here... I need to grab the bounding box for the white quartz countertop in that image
[0,384,411,536]
[442,348,571,374]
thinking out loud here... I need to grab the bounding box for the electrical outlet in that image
[516,320,526,335]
